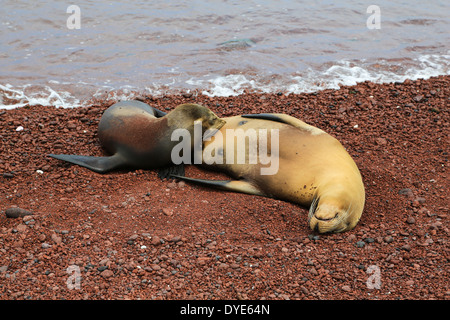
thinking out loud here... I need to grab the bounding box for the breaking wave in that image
[1,53,449,109]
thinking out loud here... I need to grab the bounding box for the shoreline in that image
[0,75,448,300]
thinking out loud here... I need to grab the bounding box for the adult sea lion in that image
[172,113,365,233]
[49,100,225,178]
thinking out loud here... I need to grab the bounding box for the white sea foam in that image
[0,83,80,109]
[1,54,448,109]
[195,54,450,97]
[187,75,261,97]
[319,54,450,89]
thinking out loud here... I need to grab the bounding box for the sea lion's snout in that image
[206,114,226,130]
[216,118,226,130]
[203,118,226,140]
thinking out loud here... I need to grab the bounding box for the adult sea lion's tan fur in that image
[173,113,365,233]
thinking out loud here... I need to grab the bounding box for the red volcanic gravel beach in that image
[0,76,448,300]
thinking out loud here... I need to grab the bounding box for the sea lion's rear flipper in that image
[241,113,324,134]
[157,164,185,180]
[49,153,126,173]
[170,175,264,196]
[151,107,167,118]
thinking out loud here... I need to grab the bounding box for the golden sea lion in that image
[49,100,225,178]
[172,113,365,233]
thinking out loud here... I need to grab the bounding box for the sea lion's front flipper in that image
[49,153,126,173]
[170,175,264,196]
[241,113,324,134]
[157,164,185,181]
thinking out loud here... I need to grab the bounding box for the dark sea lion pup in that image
[172,113,365,233]
[49,100,225,178]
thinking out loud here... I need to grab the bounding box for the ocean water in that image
[0,0,449,108]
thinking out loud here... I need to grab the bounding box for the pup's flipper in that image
[151,107,167,118]
[170,175,264,196]
[49,153,126,173]
[157,164,185,181]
